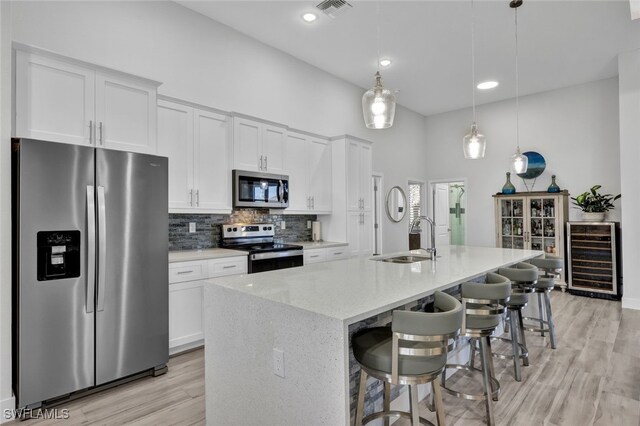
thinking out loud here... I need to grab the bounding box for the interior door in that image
[434,183,451,248]
[95,149,168,385]
[15,140,95,407]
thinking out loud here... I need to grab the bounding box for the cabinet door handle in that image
[177,270,194,275]
[99,122,104,145]
[196,189,200,207]
[223,265,237,269]
[189,189,193,206]
[311,196,315,210]
[310,255,320,258]
[259,155,263,170]
[89,120,94,145]
[333,252,343,256]
[264,156,268,170]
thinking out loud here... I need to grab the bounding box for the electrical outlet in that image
[189,222,196,233]
[307,220,312,229]
[280,221,286,230]
[273,349,285,378]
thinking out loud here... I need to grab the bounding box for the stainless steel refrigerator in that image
[12,138,169,409]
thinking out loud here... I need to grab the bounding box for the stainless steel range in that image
[221,224,303,274]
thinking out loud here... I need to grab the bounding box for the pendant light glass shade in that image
[463,0,486,159]
[463,122,486,159]
[510,0,527,173]
[512,147,528,174]
[362,71,396,129]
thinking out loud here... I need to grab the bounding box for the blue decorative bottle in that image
[502,172,516,194]
[547,175,560,193]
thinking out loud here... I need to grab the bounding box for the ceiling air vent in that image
[315,0,353,19]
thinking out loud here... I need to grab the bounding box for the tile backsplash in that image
[169,210,317,251]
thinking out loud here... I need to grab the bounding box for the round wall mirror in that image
[385,186,407,222]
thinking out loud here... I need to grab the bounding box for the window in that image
[408,182,423,230]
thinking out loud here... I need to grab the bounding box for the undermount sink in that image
[375,254,432,264]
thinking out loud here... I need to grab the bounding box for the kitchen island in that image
[203,246,541,426]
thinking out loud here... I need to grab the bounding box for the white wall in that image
[10,0,429,254]
[0,0,14,419]
[618,49,640,310]
[424,78,621,247]
[1,1,432,412]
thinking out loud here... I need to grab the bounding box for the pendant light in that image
[362,3,396,129]
[463,0,486,159]
[511,0,528,174]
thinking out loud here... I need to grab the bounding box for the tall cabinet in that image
[494,191,570,287]
[320,136,373,257]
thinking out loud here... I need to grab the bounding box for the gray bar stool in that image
[440,272,511,426]
[493,262,538,381]
[524,257,562,349]
[352,291,463,426]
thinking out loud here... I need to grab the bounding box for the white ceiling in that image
[178,1,640,117]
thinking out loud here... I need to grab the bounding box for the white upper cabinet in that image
[233,117,286,174]
[157,98,231,213]
[284,131,332,214]
[346,139,373,212]
[157,101,194,210]
[95,74,157,153]
[15,51,95,146]
[193,109,232,211]
[308,137,332,213]
[15,48,160,154]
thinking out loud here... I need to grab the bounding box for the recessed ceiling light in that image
[379,58,392,67]
[302,13,317,23]
[477,81,499,90]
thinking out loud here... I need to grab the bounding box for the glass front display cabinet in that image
[494,191,570,290]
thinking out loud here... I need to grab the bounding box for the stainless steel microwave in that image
[233,170,289,209]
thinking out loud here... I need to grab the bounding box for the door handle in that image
[196,189,200,207]
[89,120,94,145]
[97,186,107,312]
[99,122,104,145]
[189,189,193,206]
[311,196,315,210]
[259,155,264,170]
[86,186,96,313]
[223,265,237,269]
[264,156,268,170]
[177,270,194,275]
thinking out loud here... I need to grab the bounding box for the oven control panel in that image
[222,223,275,238]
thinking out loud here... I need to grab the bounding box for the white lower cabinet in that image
[169,256,247,354]
[303,246,349,265]
[347,211,373,257]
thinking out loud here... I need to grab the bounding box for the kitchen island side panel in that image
[204,284,348,426]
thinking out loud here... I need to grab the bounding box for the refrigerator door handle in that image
[97,185,107,312]
[86,186,96,313]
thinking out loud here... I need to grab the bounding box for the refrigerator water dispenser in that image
[37,230,80,281]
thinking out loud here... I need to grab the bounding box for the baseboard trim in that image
[1,396,16,423]
[622,297,640,310]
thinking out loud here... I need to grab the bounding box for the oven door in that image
[248,250,303,274]
[233,170,289,209]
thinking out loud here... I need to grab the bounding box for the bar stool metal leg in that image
[479,336,495,426]
[432,377,446,426]
[537,293,545,337]
[486,337,499,401]
[509,312,522,381]
[356,369,367,426]
[469,339,476,370]
[516,309,529,366]
[544,292,557,349]
[409,384,420,425]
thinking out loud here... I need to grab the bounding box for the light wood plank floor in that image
[8,291,640,425]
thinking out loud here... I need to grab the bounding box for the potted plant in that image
[571,185,621,221]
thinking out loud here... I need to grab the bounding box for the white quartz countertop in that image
[296,241,348,249]
[169,248,248,263]
[206,245,542,324]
